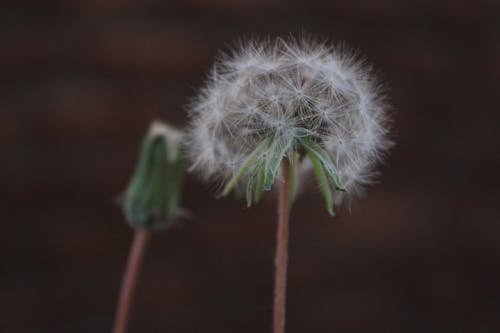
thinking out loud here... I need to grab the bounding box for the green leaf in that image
[124,137,164,226]
[298,137,345,191]
[220,137,272,197]
[125,138,155,202]
[254,159,266,204]
[144,138,167,210]
[220,134,293,206]
[307,148,335,216]
[163,152,184,218]
[246,166,259,207]
[263,135,293,191]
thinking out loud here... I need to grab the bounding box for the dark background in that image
[1,0,499,332]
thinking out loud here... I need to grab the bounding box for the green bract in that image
[221,136,345,216]
[122,121,184,230]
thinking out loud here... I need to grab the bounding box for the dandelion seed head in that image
[187,36,392,201]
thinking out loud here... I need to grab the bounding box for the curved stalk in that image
[113,230,150,333]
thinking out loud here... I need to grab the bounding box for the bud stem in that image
[113,230,150,333]
[273,161,290,333]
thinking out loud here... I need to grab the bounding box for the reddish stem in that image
[113,230,150,333]
[273,161,290,333]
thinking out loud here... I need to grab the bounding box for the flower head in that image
[122,121,185,229]
[187,36,392,214]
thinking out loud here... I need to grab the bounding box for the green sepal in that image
[220,137,272,198]
[246,166,259,207]
[263,135,293,191]
[122,122,184,230]
[307,148,335,216]
[253,159,266,205]
[298,137,345,191]
[163,152,184,217]
[220,135,294,207]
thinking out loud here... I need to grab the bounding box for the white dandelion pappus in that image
[187,36,392,213]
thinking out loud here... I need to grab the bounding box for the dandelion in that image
[114,121,185,333]
[187,36,392,333]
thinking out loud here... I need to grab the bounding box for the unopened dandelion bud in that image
[122,121,185,230]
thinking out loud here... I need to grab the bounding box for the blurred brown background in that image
[1,0,499,332]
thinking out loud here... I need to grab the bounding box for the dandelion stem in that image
[113,229,150,333]
[273,160,290,333]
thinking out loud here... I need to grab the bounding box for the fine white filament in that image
[187,36,392,204]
